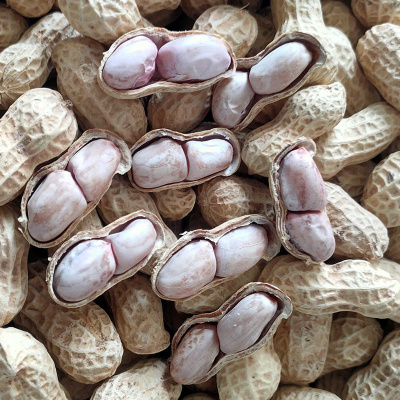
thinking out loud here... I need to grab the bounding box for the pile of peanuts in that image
[1,0,400,399]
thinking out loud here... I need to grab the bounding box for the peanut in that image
[272,386,341,400]
[387,227,400,263]
[153,187,196,221]
[0,4,28,50]
[157,34,231,82]
[6,0,54,17]
[135,0,180,17]
[315,368,355,399]
[351,0,400,28]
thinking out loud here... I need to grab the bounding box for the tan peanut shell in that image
[387,226,400,263]
[342,328,400,400]
[96,174,177,276]
[351,0,400,28]
[0,4,28,50]
[193,5,258,58]
[152,214,281,301]
[98,28,236,100]
[327,26,380,116]
[272,386,341,400]
[231,32,327,132]
[246,8,276,57]
[315,103,400,179]
[175,260,266,314]
[181,0,228,20]
[322,0,365,49]
[269,137,333,264]
[241,82,346,176]
[259,254,400,322]
[0,327,69,400]
[325,182,389,261]
[171,282,292,383]
[357,23,400,113]
[136,0,180,16]
[154,188,196,221]
[19,129,131,248]
[216,340,281,400]
[0,12,77,110]
[6,0,54,17]
[0,88,78,206]
[90,358,182,400]
[51,36,147,148]
[322,312,383,375]
[271,0,338,86]
[197,175,275,228]
[13,262,123,384]
[47,210,165,308]
[0,204,29,326]
[361,151,400,228]
[315,368,355,398]
[371,258,400,281]
[58,0,143,45]
[329,161,375,199]
[273,311,332,385]
[104,273,170,355]
[129,127,240,192]
[148,88,212,132]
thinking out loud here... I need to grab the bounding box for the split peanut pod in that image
[151,214,280,301]
[170,282,292,384]
[212,32,326,131]
[19,129,131,248]
[129,128,240,191]
[98,27,236,100]
[269,137,335,264]
[47,210,165,308]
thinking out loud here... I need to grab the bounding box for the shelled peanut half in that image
[2,1,400,399]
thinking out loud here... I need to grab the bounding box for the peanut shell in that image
[19,129,131,248]
[136,0,180,16]
[0,4,28,50]
[272,386,341,400]
[246,8,276,57]
[98,28,236,100]
[6,0,54,17]
[152,214,280,301]
[154,187,196,221]
[0,88,78,206]
[387,226,400,263]
[47,210,165,308]
[129,127,240,192]
[171,282,292,384]
[351,0,400,28]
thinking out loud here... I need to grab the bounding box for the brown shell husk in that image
[269,136,330,265]
[98,27,237,100]
[19,129,131,248]
[128,127,241,192]
[151,214,280,301]
[170,282,292,384]
[47,210,165,308]
[232,32,327,132]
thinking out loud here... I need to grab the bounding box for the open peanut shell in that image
[128,127,241,192]
[19,129,131,248]
[269,136,332,265]
[46,210,165,308]
[151,214,281,301]
[98,27,237,99]
[230,32,326,132]
[170,282,292,384]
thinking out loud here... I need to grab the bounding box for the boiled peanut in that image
[155,240,217,299]
[249,42,313,95]
[157,34,231,82]
[214,224,268,277]
[66,139,121,202]
[217,293,277,354]
[27,170,87,242]
[53,239,116,302]
[212,71,256,128]
[170,324,220,385]
[106,218,157,275]
[102,36,158,90]
[279,146,327,211]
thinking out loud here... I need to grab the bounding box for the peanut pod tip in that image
[170,282,292,384]
[47,210,165,308]
[129,127,240,192]
[98,27,237,100]
[151,214,281,301]
[19,129,132,248]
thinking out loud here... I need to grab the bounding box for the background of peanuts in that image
[1,0,400,399]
